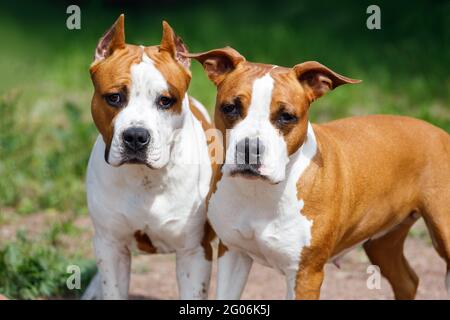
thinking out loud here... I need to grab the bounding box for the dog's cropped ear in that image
[186,47,245,86]
[93,14,126,64]
[160,21,190,71]
[293,61,361,102]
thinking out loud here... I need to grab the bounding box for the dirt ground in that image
[1,214,448,300]
[128,220,449,300]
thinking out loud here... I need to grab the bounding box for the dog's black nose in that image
[235,137,265,166]
[123,127,150,152]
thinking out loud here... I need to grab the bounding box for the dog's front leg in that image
[215,243,253,300]
[93,234,131,300]
[176,246,212,299]
[286,264,325,300]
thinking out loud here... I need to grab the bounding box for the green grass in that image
[0,95,95,215]
[0,227,96,299]
[0,0,448,298]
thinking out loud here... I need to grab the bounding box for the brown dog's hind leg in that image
[363,213,419,300]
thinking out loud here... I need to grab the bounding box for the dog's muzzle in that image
[121,127,151,163]
[231,137,266,179]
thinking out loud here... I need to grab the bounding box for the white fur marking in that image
[249,73,274,121]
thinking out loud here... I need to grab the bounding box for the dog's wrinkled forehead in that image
[218,63,308,114]
[91,44,141,91]
[91,45,188,97]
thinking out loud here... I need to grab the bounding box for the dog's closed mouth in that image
[230,165,268,181]
[125,158,146,165]
[120,156,155,169]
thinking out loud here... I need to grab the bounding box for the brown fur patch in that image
[293,116,450,299]
[134,230,157,254]
[218,241,228,258]
[201,222,215,261]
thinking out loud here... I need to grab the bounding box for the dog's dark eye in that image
[104,93,124,107]
[221,103,240,118]
[158,95,175,109]
[277,112,298,125]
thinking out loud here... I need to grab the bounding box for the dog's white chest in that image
[208,176,313,274]
[86,135,211,253]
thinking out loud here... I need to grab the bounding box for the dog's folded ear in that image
[293,61,361,101]
[160,21,190,71]
[186,47,246,86]
[93,14,126,65]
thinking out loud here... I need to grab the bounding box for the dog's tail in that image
[81,272,102,300]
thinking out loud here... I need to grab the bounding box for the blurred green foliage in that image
[0,95,95,215]
[0,229,96,299]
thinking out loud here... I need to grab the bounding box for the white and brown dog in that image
[189,47,450,299]
[82,16,215,299]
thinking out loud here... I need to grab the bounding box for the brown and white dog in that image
[82,16,215,299]
[189,47,450,299]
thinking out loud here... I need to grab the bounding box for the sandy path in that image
[128,225,448,300]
